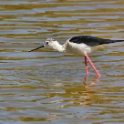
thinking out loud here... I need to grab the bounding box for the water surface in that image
[0,0,124,124]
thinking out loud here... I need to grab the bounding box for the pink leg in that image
[84,56,89,76]
[85,55,101,78]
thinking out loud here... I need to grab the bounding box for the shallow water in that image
[0,0,124,124]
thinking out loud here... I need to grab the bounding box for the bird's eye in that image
[46,41,49,44]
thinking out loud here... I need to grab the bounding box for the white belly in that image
[64,42,92,56]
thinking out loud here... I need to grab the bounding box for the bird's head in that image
[45,38,59,49]
[28,38,61,52]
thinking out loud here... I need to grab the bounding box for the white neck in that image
[51,42,64,52]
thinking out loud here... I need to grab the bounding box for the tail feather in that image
[100,39,124,45]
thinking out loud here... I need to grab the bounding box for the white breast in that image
[63,41,92,56]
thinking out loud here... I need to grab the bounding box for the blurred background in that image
[0,0,124,124]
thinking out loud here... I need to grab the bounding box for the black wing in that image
[69,36,123,46]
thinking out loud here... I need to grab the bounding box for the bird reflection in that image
[83,75,100,90]
[78,75,100,106]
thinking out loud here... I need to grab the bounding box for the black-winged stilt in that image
[29,35,123,78]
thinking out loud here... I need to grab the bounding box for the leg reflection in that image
[81,76,101,105]
[83,75,100,90]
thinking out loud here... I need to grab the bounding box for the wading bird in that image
[29,35,123,78]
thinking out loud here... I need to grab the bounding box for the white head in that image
[29,38,63,52]
[45,38,63,52]
[45,38,59,48]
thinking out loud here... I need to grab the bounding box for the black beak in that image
[28,45,44,52]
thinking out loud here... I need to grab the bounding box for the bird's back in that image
[69,35,123,46]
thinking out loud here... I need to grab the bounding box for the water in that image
[0,0,124,123]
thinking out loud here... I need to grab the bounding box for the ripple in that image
[0,0,124,123]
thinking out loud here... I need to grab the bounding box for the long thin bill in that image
[28,45,44,52]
